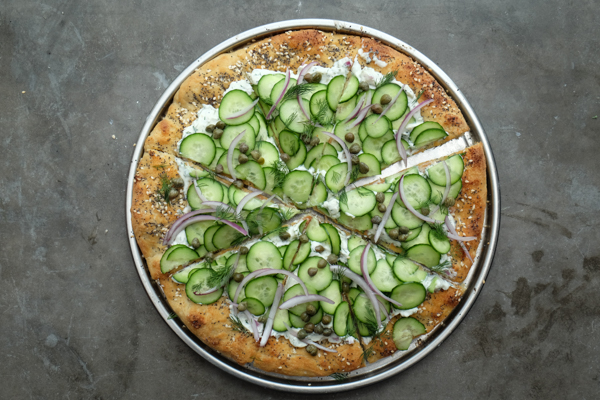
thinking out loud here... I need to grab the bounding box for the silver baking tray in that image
[125,19,500,393]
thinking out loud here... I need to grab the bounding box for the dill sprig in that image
[361,345,375,362]
[229,315,251,336]
[330,372,348,382]
[410,89,427,108]
[158,172,173,201]
[214,205,244,224]
[281,84,315,104]
[206,263,235,288]
[332,266,347,281]
[330,170,342,185]
[376,70,398,89]
[269,160,289,189]
[167,312,178,320]
[230,234,249,247]
[350,164,361,182]
[313,99,334,126]
[153,164,166,170]
[338,187,348,206]
[429,259,452,274]
[277,207,296,222]
[430,222,448,241]
[284,112,297,129]
[346,315,357,338]
[363,305,383,340]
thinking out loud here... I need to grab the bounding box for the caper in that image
[359,162,370,174]
[215,164,224,174]
[238,154,249,164]
[239,143,249,154]
[206,124,216,133]
[299,234,309,244]
[371,104,383,114]
[345,132,355,143]
[351,155,360,165]
[317,258,327,269]
[257,157,265,165]
[388,228,399,239]
[342,282,350,293]
[258,314,268,323]
[323,328,333,336]
[308,267,318,277]
[371,215,382,224]
[281,153,291,162]
[168,188,179,199]
[306,304,317,315]
[279,231,291,240]
[322,315,332,325]
[375,192,385,203]
[349,143,361,154]
[204,251,214,261]
[310,137,320,147]
[234,179,244,189]
[250,150,261,160]
[304,323,315,333]
[239,246,249,255]
[398,226,410,234]
[212,128,223,139]
[314,324,324,334]
[377,203,387,213]
[304,73,313,83]
[191,237,201,249]
[315,245,325,253]
[233,273,244,282]
[303,136,311,145]
[301,312,310,322]
[311,72,322,83]
[398,233,409,242]
[420,206,430,216]
[216,121,226,130]
[171,177,184,188]
[237,302,247,312]
[327,254,338,264]
[359,81,370,91]
[297,329,308,339]
[380,94,392,105]
[443,198,456,207]
[306,344,318,356]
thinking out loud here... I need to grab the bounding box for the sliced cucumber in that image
[347,245,376,276]
[390,282,427,310]
[335,95,357,122]
[306,218,329,242]
[160,245,197,274]
[427,154,464,186]
[414,128,447,146]
[347,235,366,252]
[247,241,282,271]
[243,297,266,316]
[363,132,394,163]
[393,317,426,350]
[399,174,432,209]
[409,121,444,144]
[179,133,217,166]
[373,83,408,121]
[221,123,255,151]
[429,179,462,204]
[173,265,203,284]
[270,77,297,106]
[334,120,360,147]
[279,130,301,156]
[235,160,266,190]
[304,143,337,169]
[279,98,311,133]
[402,223,431,250]
[282,170,313,203]
[363,114,391,138]
[273,308,291,332]
[322,223,341,255]
[282,240,311,270]
[187,178,224,210]
[393,257,427,283]
[324,162,348,193]
[185,220,214,246]
[337,213,373,231]
[313,154,340,174]
[284,140,307,170]
[217,148,240,175]
[357,153,381,178]
[246,207,282,236]
[212,224,244,250]
[298,257,333,291]
[307,181,328,207]
[185,269,224,304]
[203,224,220,252]
[429,229,451,254]
[257,74,284,104]
[391,202,425,230]
[406,244,441,267]
[255,141,280,167]
[333,301,350,336]
[310,90,335,125]
[318,280,342,315]
[353,294,386,323]
[371,259,401,292]
[283,284,318,316]
[381,139,408,166]
[326,75,346,111]
[339,187,376,217]
[245,276,279,307]
[219,90,256,126]
[226,253,248,273]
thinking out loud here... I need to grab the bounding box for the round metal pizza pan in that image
[126,19,500,393]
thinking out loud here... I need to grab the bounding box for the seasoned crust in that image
[159,276,365,377]
[365,285,464,363]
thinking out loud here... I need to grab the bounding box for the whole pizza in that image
[131,29,487,378]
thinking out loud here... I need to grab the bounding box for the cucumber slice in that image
[414,129,447,146]
[257,74,284,104]
[372,83,408,121]
[283,240,311,270]
[279,98,311,133]
[173,264,204,284]
[203,224,220,252]
[370,192,397,229]
[322,223,341,255]
[307,181,328,207]
[391,202,425,230]
[390,282,427,310]
[208,147,225,170]
[333,301,351,336]
[306,218,329,242]
[357,153,381,178]
[427,154,465,186]
[335,95,357,121]
[339,187,376,217]
[313,154,340,174]
[227,272,248,301]
[248,115,260,137]
[298,257,333,291]
[179,133,217,166]
[242,297,266,316]
[353,294,386,323]
[399,174,432,209]
[221,123,255,151]
[347,245,376,276]
[247,241,282,272]
[393,257,428,283]
[226,253,248,273]
[347,287,361,305]
[334,120,360,147]
[273,308,291,332]
[300,83,327,101]
[304,143,337,169]
[429,229,451,254]
[279,130,301,156]
[255,141,280,167]
[270,77,297,106]
[185,220,214,245]
[347,235,366,252]
[409,121,444,143]
[314,124,340,150]
[406,244,441,267]
[363,133,394,163]
[219,90,256,126]
[185,269,224,304]
[285,141,307,170]
[187,178,224,210]
[310,90,335,125]
[337,213,373,231]
[381,139,408,166]
[429,179,462,204]
[283,284,319,316]
[282,170,313,203]
[402,223,431,250]
[245,276,278,307]
[246,207,282,236]
[364,178,393,193]
[235,160,266,190]
[324,162,348,193]
[363,114,391,138]
[371,259,401,292]
[340,75,359,102]
[212,224,244,250]
[160,245,196,274]
[404,225,422,242]
[393,317,426,350]
[255,113,269,140]
[326,75,346,111]
[318,280,342,315]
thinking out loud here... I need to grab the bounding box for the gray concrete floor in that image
[1,0,599,398]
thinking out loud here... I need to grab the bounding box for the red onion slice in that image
[444,216,477,242]
[430,161,451,216]
[202,201,234,212]
[193,287,218,296]
[246,311,260,342]
[233,268,308,305]
[236,191,263,216]
[373,85,405,124]
[321,131,351,186]
[396,98,434,138]
[162,208,217,244]
[360,244,402,308]
[279,294,334,310]
[260,282,283,347]
[445,216,475,263]
[227,129,247,181]
[343,93,366,123]
[395,133,408,168]
[193,180,208,202]
[297,61,318,84]
[330,265,381,329]
[282,323,338,353]
[398,175,438,224]
[165,215,248,246]
[267,68,290,119]
[297,94,311,120]
[373,192,398,243]
[226,98,259,120]
[349,91,374,128]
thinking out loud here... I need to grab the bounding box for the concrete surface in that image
[1,0,599,398]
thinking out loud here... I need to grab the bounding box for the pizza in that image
[130,28,487,378]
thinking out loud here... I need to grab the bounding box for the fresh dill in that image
[153,164,166,170]
[410,89,427,107]
[167,312,178,320]
[206,263,235,288]
[350,164,361,181]
[330,372,348,382]
[229,315,251,336]
[313,99,334,126]
[214,205,244,224]
[301,121,316,141]
[376,70,398,89]
[429,259,452,274]
[415,88,425,101]
[363,305,383,341]
[346,315,357,338]
[430,222,448,241]
[338,187,348,206]
[281,84,315,104]
[330,170,342,185]
[277,207,296,222]
[158,172,173,201]
[284,112,297,129]
[332,266,347,281]
[269,160,289,189]
[230,234,249,247]
[361,346,375,362]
